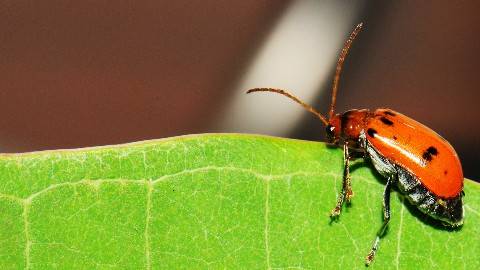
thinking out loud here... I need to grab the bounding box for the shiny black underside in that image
[365,139,464,227]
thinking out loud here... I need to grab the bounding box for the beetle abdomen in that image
[366,140,463,226]
[397,166,463,226]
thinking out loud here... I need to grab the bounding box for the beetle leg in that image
[344,144,354,203]
[365,177,392,266]
[330,143,352,218]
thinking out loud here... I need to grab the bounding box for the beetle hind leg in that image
[330,143,353,218]
[365,177,392,266]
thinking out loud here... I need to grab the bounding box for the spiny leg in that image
[330,143,353,218]
[365,177,392,266]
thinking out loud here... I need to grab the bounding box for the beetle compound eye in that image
[326,124,335,138]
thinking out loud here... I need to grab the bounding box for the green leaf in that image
[0,134,478,269]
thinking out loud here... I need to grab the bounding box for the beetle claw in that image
[346,189,354,204]
[330,207,341,219]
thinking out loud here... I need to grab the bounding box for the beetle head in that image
[326,115,341,144]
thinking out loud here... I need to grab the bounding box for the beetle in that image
[246,23,464,266]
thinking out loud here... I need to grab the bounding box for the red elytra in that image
[366,109,463,198]
[247,23,464,266]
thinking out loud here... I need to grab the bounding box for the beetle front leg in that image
[365,177,392,266]
[344,144,354,203]
[330,143,353,218]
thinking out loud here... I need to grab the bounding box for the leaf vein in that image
[395,198,405,270]
[23,201,31,270]
[265,179,271,270]
[145,180,153,270]
[465,205,480,217]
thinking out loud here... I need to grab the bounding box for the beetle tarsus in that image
[330,190,345,219]
[365,236,379,266]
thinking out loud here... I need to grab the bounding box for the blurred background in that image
[0,1,478,180]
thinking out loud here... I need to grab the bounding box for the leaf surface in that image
[0,134,478,269]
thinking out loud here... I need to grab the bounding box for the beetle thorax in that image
[326,109,372,147]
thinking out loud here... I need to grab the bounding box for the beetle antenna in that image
[329,22,364,120]
[246,88,329,125]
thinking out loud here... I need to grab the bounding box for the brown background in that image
[0,1,478,179]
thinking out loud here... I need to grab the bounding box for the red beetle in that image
[247,23,464,266]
